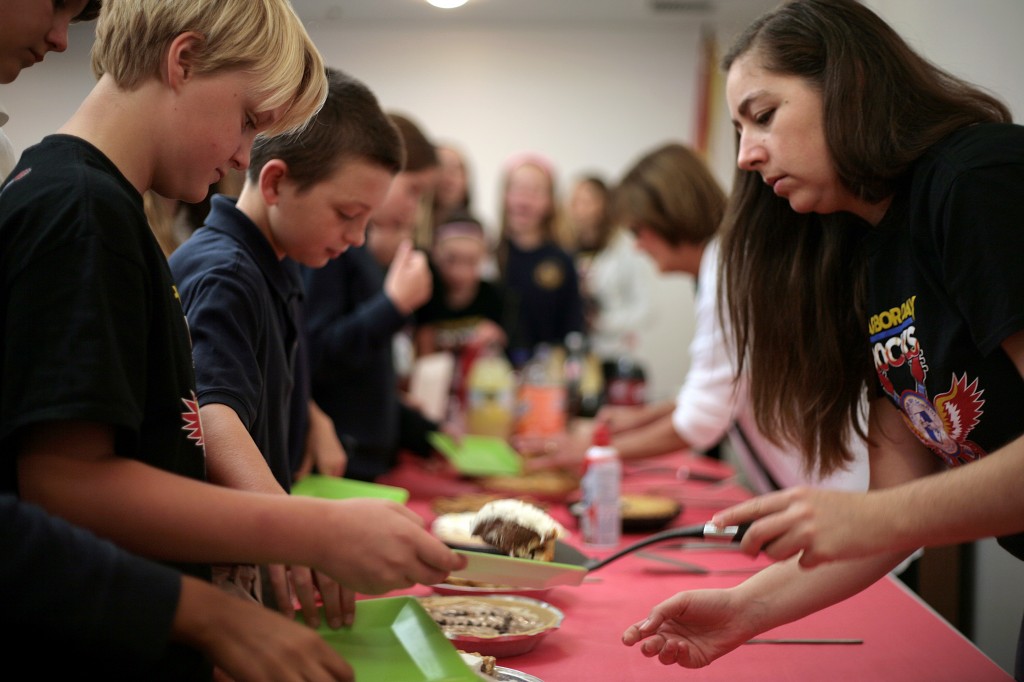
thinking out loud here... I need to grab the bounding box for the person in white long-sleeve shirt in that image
[1,103,17,179]
[673,238,867,493]
[523,142,868,494]
[568,175,658,363]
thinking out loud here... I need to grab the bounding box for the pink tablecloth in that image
[378,452,1011,682]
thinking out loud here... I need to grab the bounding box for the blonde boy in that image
[0,1,462,678]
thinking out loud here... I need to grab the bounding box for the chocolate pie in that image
[419,596,555,638]
[471,499,564,561]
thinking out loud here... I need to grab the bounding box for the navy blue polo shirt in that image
[169,195,304,491]
[302,245,406,479]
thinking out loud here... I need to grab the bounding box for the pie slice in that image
[471,499,564,561]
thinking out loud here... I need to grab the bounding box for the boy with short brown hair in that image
[169,66,404,616]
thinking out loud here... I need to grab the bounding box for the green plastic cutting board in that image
[290,474,409,504]
[300,596,480,681]
[428,432,524,477]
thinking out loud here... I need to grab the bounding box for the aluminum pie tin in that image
[419,595,564,657]
[493,666,544,681]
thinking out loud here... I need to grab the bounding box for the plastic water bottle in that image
[580,420,621,548]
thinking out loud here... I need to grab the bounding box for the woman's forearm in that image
[734,551,909,635]
[880,433,1024,551]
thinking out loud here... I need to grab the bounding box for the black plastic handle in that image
[584,521,750,572]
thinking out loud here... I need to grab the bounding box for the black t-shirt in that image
[1,494,181,671]
[170,195,302,491]
[863,123,1024,559]
[415,272,506,354]
[303,245,406,477]
[0,135,209,678]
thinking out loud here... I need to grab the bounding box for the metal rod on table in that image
[636,551,764,575]
[745,638,864,645]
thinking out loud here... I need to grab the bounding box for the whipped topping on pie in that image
[471,499,565,560]
[474,500,563,535]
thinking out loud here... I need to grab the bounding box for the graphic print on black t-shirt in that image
[181,391,205,448]
[172,284,206,449]
[870,294,986,466]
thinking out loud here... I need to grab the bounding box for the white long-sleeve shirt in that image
[671,239,869,494]
[583,229,658,359]
[1,103,17,180]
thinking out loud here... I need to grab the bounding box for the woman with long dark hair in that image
[623,0,1024,675]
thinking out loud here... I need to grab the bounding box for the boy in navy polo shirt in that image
[169,67,406,619]
[304,112,442,482]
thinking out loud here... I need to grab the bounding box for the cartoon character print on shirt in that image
[870,294,985,466]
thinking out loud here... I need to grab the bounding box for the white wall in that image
[307,24,702,231]
[2,22,97,152]
[864,0,1024,119]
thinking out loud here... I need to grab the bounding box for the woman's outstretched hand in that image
[622,588,756,668]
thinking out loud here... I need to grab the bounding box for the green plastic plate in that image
[301,597,479,681]
[290,474,409,504]
[428,432,524,477]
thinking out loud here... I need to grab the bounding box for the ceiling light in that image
[426,0,469,8]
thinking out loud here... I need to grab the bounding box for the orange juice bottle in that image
[514,344,567,438]
[464,343,515,439]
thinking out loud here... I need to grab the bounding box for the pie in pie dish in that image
[419,595,564,658]
[420,595,561,634]
[620,493,682,531]
[478,470,578,499]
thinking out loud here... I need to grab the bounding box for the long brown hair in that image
[719,0,1012,476]
[569,176,615,253]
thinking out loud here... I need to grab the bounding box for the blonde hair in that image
[91,0,326,136]
[499,158,573,250]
